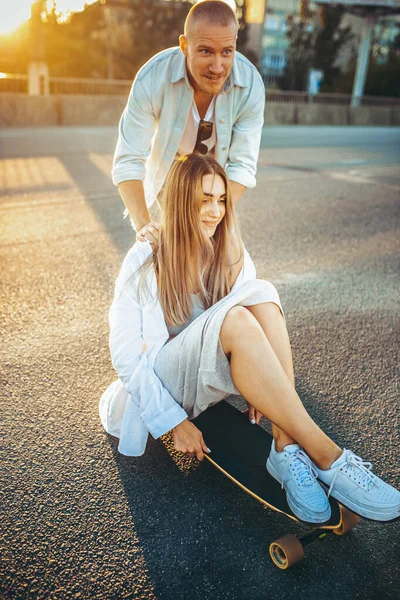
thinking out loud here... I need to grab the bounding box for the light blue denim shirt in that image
[112,47,265,207]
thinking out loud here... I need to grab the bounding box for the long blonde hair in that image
[140,154,242,326]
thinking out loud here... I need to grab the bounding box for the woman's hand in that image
[245,402,262,425]
[136,221,161,247]
[172,419,211,461]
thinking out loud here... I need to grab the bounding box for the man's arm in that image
[229,180,246,206]
[118,180,151,232]
[118,180,160,244]
[113,71,156,231]
[225,75,265,197]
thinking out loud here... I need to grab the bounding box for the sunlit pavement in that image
[1,126,399,599]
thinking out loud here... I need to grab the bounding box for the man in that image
[113,0,265,242]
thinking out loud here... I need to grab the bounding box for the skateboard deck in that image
[193,401,359,569]
[192,400,341,528]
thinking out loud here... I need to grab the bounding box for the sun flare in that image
[0,0,97,36]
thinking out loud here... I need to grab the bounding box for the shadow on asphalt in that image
[59,153,132,257]
[103,393,392,600]
[0,182,74,198]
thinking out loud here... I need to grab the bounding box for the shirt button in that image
[221,146,227,151]
[219,118,225,124]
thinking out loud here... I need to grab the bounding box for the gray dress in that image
[154,279,283,421]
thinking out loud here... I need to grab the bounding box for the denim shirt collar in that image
[171,49,248,92]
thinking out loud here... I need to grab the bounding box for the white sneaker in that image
[267,440,331,524]
[316,449,400,522]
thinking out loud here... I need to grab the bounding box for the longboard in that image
[192,400,359,569]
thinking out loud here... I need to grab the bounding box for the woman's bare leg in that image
[220,305,342,470]
[246,302,297,452]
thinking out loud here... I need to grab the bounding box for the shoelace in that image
[327,449,377,497]
[284,450,318,488]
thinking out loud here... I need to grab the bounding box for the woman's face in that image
[200,173,226,238]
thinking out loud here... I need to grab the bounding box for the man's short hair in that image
[184,0,238,36]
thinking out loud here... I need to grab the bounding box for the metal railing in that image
[1,73,399,106]
[0,73,132,96]
[49,77,132,96]
[265,90,400,106]
[0,73,28,93]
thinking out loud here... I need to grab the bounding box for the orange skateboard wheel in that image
[269,534,304,570]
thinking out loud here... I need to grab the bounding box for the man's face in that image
[180,20,237,95]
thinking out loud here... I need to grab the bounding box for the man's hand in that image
[136,221,161,246]
[244,402,262,425]
[172,419,211,461]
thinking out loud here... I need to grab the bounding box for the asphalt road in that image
[1,126,399,600]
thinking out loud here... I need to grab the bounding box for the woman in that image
[100,154,399,525]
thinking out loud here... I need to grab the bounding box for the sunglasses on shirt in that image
[194,120,213,155]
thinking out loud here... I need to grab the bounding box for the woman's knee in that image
[222,305,253,329]
[247,301,284,323]
[220,306,260,351]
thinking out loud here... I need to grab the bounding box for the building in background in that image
[261,0,300,88]
[337,11,400,70]
[260,1,400,90]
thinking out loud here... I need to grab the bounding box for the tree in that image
[283,5,354,92]
[0,0,254,80]
[0,23,31,74]
[42,1,110,78]
[313,7,354,92]
[335,23,400,97]
[282,15,315,91]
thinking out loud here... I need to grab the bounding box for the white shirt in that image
[178,97,217,156]
[99,240,258,456]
